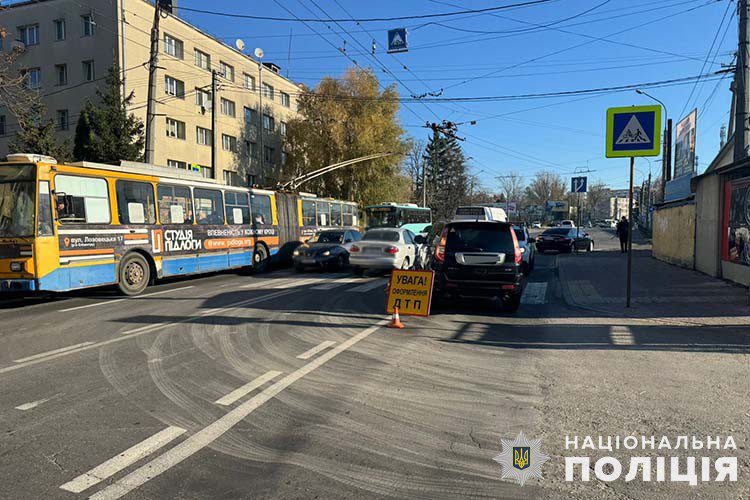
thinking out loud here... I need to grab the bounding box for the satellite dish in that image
[254,47,264,59]
[235,39,245,51]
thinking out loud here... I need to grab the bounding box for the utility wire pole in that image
[144,1,163,164]
[735,0,750,161]
[211,69,217,177]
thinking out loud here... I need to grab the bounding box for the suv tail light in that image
[434,227,448,263]
[350,244,360,253]
[510,228,522,264]
[384,246,399,254]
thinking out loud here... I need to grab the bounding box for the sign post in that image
[606,105,662,307]
[571,177,587,236]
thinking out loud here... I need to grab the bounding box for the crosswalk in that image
[241,273,387,293]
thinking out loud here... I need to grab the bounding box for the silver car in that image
[349,228,418,275]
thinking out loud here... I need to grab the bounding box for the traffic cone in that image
[388,307,405,329]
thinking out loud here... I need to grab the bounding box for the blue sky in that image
[176,0,736,191]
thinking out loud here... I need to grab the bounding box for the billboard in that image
[545,201,569,213]
[725,177,750,267]
[673,109,697,178]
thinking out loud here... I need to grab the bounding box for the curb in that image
[557,259,625,317]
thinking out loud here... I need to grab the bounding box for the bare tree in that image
[584,181,609,220]
[524,171,566,206]
[0,27,40,125]
[403,139,425,204]
[496,171,525,205]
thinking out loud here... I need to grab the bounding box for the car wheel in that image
[530,257,535,272]
[294,264,305,273]
[522,262,530,277]
[334,255,346,271]
[117,252,150,296]
[503,292,522,313]
[588,241,595,252]
[353,266,364,276]
[401,257,411,270]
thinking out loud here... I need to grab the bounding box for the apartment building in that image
[0,0,302,185]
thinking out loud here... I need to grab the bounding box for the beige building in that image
[0,0,302,185]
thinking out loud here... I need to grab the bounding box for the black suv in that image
[430,221,525,312]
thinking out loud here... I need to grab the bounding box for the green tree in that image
[73,65,144,163]
[423,129,468,221]
[283,68,409,206]
[9,101,72,161]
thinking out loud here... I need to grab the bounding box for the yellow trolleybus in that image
[0,154,357,295]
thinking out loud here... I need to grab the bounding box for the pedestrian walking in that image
[616,216,629,253]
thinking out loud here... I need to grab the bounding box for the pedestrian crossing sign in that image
[606,105,661,158]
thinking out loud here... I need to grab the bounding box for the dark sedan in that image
[535,228,594,253]
[293,229,361,271]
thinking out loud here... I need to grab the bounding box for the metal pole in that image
[144,2,161,164]
[735,0,750,161]
[665,118,673,182]
[211,69,217,178]
[626,156,635,308]
[422,159,427,208]
[257,63,265,185]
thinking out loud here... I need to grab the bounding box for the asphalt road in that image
[1,227,748,499]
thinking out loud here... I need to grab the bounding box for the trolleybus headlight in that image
[10,262,23,272]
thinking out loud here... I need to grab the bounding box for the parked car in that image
[293,229,361,271]
[513,225,536,276]
[349,228,418,275]
[431,221,525,312]
[531,221,542,229]
[536,228,594,253]
[560,220,576,228]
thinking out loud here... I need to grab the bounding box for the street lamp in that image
[635,89,672,198]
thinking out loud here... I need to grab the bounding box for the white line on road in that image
[13,342,95,363]
[609,325,635,346]
[215,370,283,406]
[88,320,388,500]
[58,286,195,312]
[0,289,296,376]
[349,278,387,292]
[296,340,336,360]
[59,426,186,494]
[310,277,371,290]
[521,282,548,305]
[15,397,52,411]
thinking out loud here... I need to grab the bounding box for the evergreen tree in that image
[9,101,72,161]
[423,129,468,221]
[73,65,144,163]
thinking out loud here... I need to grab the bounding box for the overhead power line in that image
[175,0,556,23]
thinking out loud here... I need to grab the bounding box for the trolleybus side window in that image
[194,188,225,225]
[116,180,156,224]
[157,184,193,224]
[302,200,316,226]
[250,193,272,225]
[54,174,110,224]
[316,201,330,226]
[330,203,342,227]
[225,191,250,225]
[342,204,356,226]
[37,181,54,236]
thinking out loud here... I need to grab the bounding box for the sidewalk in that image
[558,248,750,322]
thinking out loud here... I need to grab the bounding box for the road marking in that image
[89,320,388,500]
[214,370,283,406]
[349,278,387,292]
[296,340,336,360]
[59,426,186,494]
[13,342,95,363]
[58,286,195,312]
[521,282,548,304]
[0,289,296,376]
[310,277,370,290]
[15,397,52,411]
[609,325,635,345]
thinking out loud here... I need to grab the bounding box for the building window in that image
[195,87,211,108]
[220,98,235,117]
[157,184,193,224]
[164,75,185,98]
[280,121,287,136]
[54,175,111,224]
[18,25,39,46]
[82,60,95,81]
[281,151,287,165]
[116,180,156,225]
[0,115,5,136]
[163,33,183,59]
[243,73,255,90]
[262,82,274,100]
[280,92,290,108]
[243,106,256,125]
[196,126,212,146]
[194,49,211,71]
[166,117,186,139]
[246,140,258,158]
[264,146,274,164]
[219,61,234,82]
[81,15,94,37]
[54,19,66,41]
[222,134,237,152]
[55,64,67,86]
[194,188,224,224]
[262,114,274,132]
[199,165,214,179]
[167,159,187,170]
[57,109,69,130]
[25,68,41,89]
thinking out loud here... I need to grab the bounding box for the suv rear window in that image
[363,229,400,242]
[446,223,514,253]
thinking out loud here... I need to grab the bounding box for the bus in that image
[0,154,357,295]
[364,203,432,234]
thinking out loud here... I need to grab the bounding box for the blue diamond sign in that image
[387,28,408,53]
[606,105,662,158]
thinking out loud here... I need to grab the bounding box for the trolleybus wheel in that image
[118,253,150,296]
[253,244,269,273]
